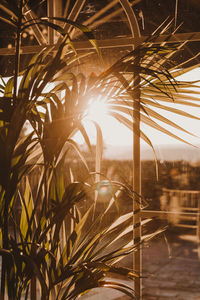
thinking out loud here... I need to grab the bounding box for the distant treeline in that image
[67,159,200,210]
[24,158,200,212]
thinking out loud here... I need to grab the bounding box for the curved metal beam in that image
[57,0,87,44]
[118,0,141,46]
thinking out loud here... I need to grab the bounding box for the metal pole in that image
[133,69,142,299]
[47,0,54,44]
[117,1,142,298]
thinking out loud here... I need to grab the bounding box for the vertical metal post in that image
[54,0,62,19]
[133,71,142,298]
[48,0,63,44]
[197,193,200,259]
[54,0,63,28]
[117,1,142,298]
[47,0,54,44]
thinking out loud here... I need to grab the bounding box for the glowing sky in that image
[74,68,200,148]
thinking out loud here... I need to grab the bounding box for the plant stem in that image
[1,2,23,298]
[0,260,6,300]
[1,191,10,300]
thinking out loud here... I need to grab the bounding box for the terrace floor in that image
[142,226,200,300]
[81,226,200,299]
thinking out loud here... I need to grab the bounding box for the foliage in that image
[2,174,142,299]
[0,1,138,299]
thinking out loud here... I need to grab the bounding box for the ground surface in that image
[81,227,200,299]
[142,227,200,300]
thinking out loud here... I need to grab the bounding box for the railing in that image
[160,188,200,224]
[142,188,200,259]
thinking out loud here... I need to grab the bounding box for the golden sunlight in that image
[86,98,109,124]
[82,97,133,146]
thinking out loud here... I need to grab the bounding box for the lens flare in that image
[96,180,112,196]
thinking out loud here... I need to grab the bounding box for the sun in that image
[73,97,132,146]
[86,98,109,124]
